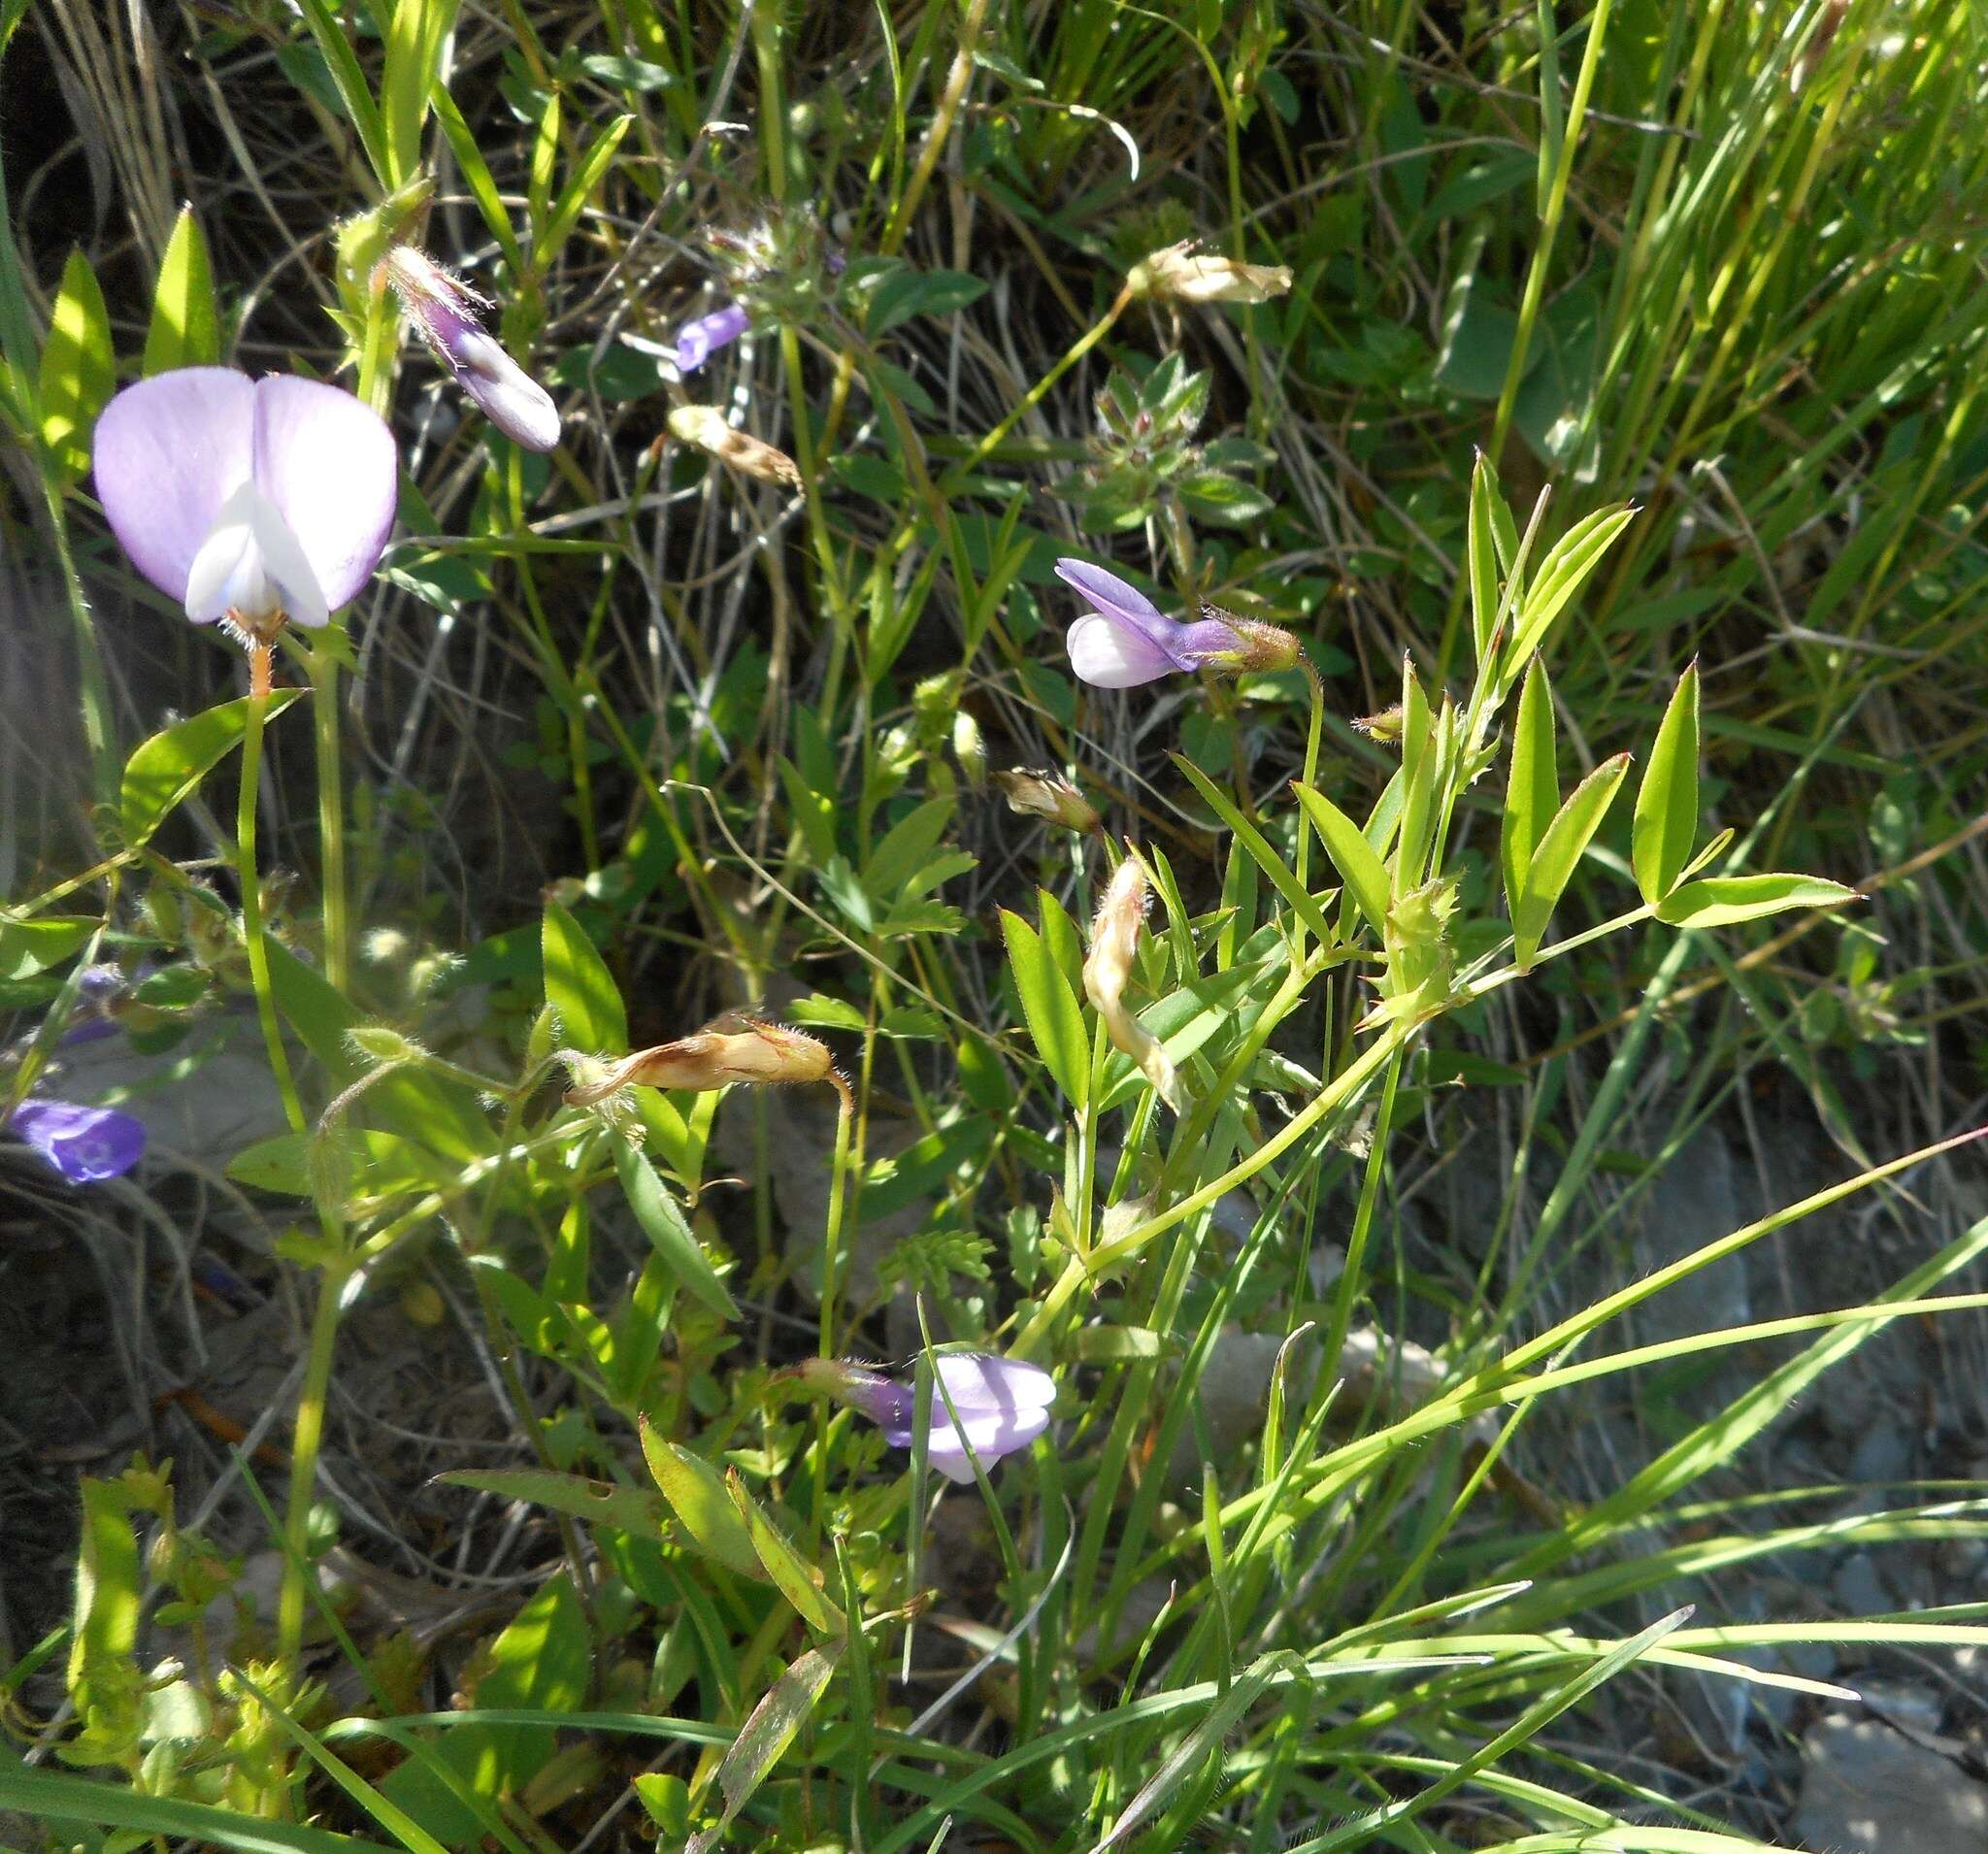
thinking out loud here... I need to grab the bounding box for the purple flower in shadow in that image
[813,1352,1056,1483]
[381,248,561,453]
[1055,559,1243,688]
[8,1099,146,1183]
[676,304,751,375]
[92,369,397,636]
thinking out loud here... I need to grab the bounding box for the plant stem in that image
[43,482,118,809]
[277,1256,349,1669]
[309,640,350,995]
[240,650,307,1138]
[817,1074,856,1362]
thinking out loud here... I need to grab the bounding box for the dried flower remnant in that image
[92,369,396,687]
[1126,240,1293,305]
[378,248,560,453]
[7,1099,146,1183]
[665,406,803,489]
[675,303,750,374]
[1084,856,1184,1110]
[992,768,1103,837]
[564,1012,844,1108]
[799,1352,1056,1483]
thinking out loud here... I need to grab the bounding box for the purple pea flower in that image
[676,303,750,375]
[380,248,561,453]
[92,369,397,642]
[807,1352,1056,1483]
[7,1099,146,1183]
[1056,559,1245,689]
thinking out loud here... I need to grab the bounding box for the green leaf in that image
[637,1421,763,1579]
[1175,757,1338,947]
[1095,1654,1289,1852]
[1501,657,1558,910]
[437,1470,668,1539]
[1467,451,1505,664]
[0,1762,394,1854]
[685,1643,844,1854]
[428,87,523,271]
[1631,663,1700,906]
[226,1128,454,1201]
[38,248,115,484]
[867,267,988,337]
[381,0,462,188]
[378,1574,587,1844]
[68,1477,142,1734]
[143,207,218,375]
[1291,783,1391,939]
[1512,752,1632,967]
[1395,662,1437,885]
[539,114,632,267]
[119,692,305,847]
[726,1471,844,1636]
[1505,504,1636,681]
[0,914,96,981]
[263,940,494,1163]
[613,1140,737,1321]
[1000,910,1088,1109]
[542,900,625,1054]
[1653,874,1855,929]
[289,0,391,184]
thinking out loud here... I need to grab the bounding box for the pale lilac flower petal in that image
[184,482,330,629]
[1069,613,1177,687]
[911,1406,1055,1484]
[677,304,750,374]
[932,1353,1057,1412]
[8,1099,146,1183]
[1174,613,1246,665]
[877,1352,1057,1480]
[1054,558,1167,633]
[248,377,398,612]
[92,368,257,602]
[1057,555,1248,685]
[450,329,562,452]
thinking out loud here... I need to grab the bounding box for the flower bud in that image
[992,769,1102,836]
[950,712,987,786]
[1126,240,1292,305]
[1083,858,1183,1111]
[564,1013,834,1106]
[379,247,561,452]
[665,406,803,490]
[1352,705,1405,745]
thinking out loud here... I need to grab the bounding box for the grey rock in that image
[1635,1127,1750,1346]
[1831,1552,1892,1618]
[1848,1413,1912,1489]
[1791,1715,1988,1854]
[50,1025,292,1167]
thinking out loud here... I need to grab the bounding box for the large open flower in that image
[1055,558,1244,688]
[92,368,397,635]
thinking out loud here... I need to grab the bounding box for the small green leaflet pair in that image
[1502,657,1850,969]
